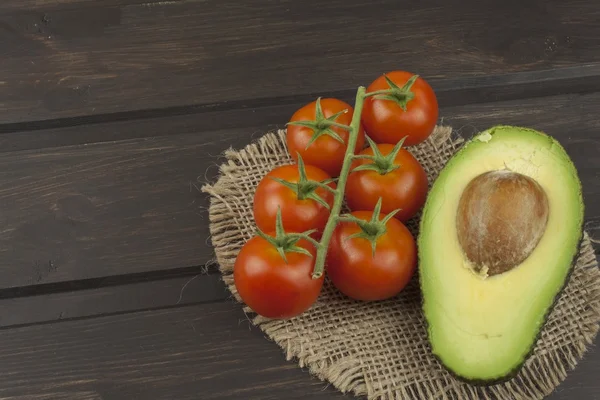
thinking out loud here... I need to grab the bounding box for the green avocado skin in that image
[417,125,585,385]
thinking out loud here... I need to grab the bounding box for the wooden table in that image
[1,1,599,399]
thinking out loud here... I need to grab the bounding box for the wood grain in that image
[0,131,249,290]
[0,91,599,292]
[3,0,150,9]
[0,392,102,400]
[3,64,600,143]
[1,0,600,123]
[0,302,348,400]
[0,301,595,400]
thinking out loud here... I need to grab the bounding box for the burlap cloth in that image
[202,126,600,400]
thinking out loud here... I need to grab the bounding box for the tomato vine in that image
[236,71,434,317]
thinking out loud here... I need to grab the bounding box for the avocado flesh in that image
[419,126,584,383]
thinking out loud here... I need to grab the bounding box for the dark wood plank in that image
[0,301,596,399]
[0,131,247,291]
[3,64,600,144]
[1,91,599,293]
[0,273,229,328]
[1,0,600,123]
[0,302,347,400]
[4,0,142,9]
[0,392,102,400]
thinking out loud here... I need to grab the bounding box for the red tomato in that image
[362,71,438,146]
[287,98,366,176]
[345,143,428,222]
[326,210,417,301]
[234,235,324,319]
[253,163,335,234]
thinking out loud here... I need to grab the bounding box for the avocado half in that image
[418,125,584,384]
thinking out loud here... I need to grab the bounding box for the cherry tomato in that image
[234,236,323,319]
[362,71,438,146]
[326,210,417,301]
[287,98,366,177]
[253,163,335,234]
[345,143,428,222]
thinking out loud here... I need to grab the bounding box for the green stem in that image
[311,86,366,279]
[364,89,390,97]
[325,121,352,130]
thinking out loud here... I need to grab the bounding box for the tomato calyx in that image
[352,135,408,175]
[337,198,400,257]
[365,74,419,111]
[256,207,320,263]
[270,155,337,209]
[286,97,350,149]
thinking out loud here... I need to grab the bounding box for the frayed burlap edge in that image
[202,126,600,400]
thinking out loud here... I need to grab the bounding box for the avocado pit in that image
[456,170,549,276]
